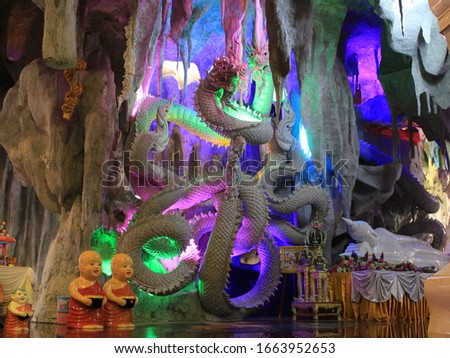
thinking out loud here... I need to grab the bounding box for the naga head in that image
[247,41,270,72]
[156,95,175,122]
[207,55,247,95]
[275,100,296,151]
[342,218,378,248]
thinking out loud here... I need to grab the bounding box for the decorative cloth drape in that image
[351,271,432,303]
[329,271,431,322]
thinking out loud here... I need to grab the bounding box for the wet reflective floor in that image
[1,317,429,338]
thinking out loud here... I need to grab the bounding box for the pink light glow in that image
[115,207,137,234]
[180,239,200,261]
[159,256,180,272]
[253,0,266,51]
[221,0,247,62]
[159,239,200,272]
[131,62,153,117]
[131,86,146,118]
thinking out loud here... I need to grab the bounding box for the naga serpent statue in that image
[119,44,329,318]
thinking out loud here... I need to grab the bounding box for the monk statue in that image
[66,250,106,330]
[103,253,137,330]
[4,288,33,332]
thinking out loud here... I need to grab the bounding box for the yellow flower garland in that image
[61,59,87,120]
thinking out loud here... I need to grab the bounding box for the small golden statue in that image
[66,250,106,330]
[4,288,33,332]
[103,253,137,330]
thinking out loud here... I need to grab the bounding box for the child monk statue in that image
[66,250,106,330]
[103,253,137,329]
[4,288,33,332]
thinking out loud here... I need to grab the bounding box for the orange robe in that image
[4,303,32,331]
[104,285,135,328]
[66,281,105,329]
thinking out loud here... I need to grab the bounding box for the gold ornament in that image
[61,60,87,120]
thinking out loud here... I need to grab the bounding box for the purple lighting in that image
[343,10,392,124]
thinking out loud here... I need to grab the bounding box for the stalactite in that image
[266,0,311,124]
[170,0,193,45]
[141,3,163,96]
[221,0,248,106]
[399,0,404,37]
[170,0,193,101]
[221,0,248,61]
[378,0,450,117]
[118,0,160,111]
[188,2,212,65]
[180,40,188,103]
[157,0,171,96]
[117,1,138,111]
[42,0,78,69]
[253,0,265,50]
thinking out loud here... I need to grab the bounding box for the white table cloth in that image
[351,270,432,303]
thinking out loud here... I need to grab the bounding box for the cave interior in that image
[0,0,450,326]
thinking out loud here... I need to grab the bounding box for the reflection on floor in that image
[1,317,429,338]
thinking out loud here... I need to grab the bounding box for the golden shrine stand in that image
[292,265,342,321]
[329,271,431,322]
[425,263,450,337]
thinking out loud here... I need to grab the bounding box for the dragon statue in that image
[118,1,446,319]
[119,42,329,318]
[119,125,329,318]
[245,11,320,247]
[194,55,274,144]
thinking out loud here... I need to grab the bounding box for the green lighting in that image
[216,87,225,100]
[144,327,159,338]
[91,227,118,276]
[179,280,197,293]
[299,125,312,159]
[222,105,262,122]
[141,255,167,274]
[137,97,230,147]
[197,279,205,295]
[101,259,112,276]
[216,94,264,123]
[142,236,181,259]
[251,70,274,115]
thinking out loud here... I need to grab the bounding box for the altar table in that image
[0,266,36,317]
[329,271,432,321]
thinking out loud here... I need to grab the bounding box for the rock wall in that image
[0,0,158,323]
[2,0,445,324]
[0,148,60,280]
